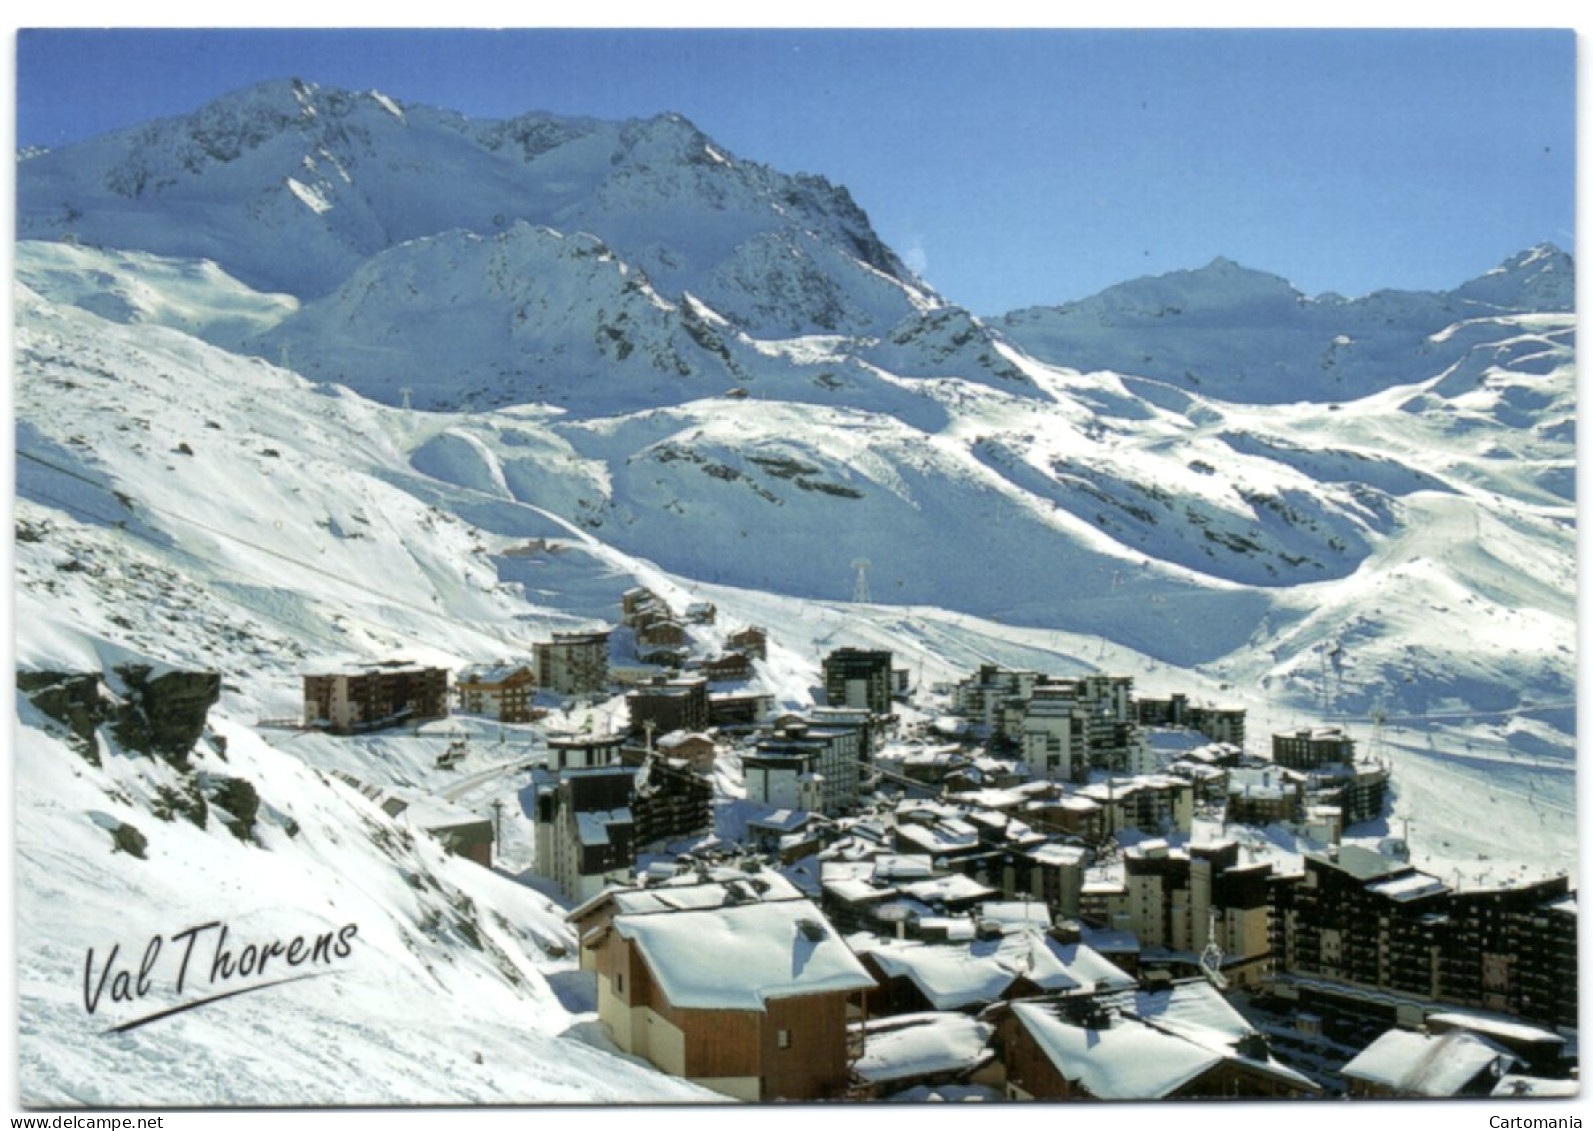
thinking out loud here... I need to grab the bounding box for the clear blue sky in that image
[14,28,1576,315]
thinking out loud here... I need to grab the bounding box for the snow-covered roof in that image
[1313,845,1410,881]
[570,870,804,921]
[1030,940,1138,995]
[940,817,980,838]
[948,787,1030,810]
[874,855,936,881]
[1366,872,1449,902]
[852,1012,994,1085]
[1079,925,1140,954]
[873,897,937,924]
[891,745,961,767]
[1227,767,1293,799]
[1172,761,1227,782]
[1427,1011,1565,1046]
[895,822,980,854]
[614,872,801,913]
[548,628,610,645]
[1010,1001,1223,1099]
[1003,820,1044,844]
[854,937,1018,1010]
[746,808,819,833]
[969,756,1017,774]
[548,734,629,751]
[1492,1075,1579,1098]
[899,874,994,904]
[1029,844,1087,867]
[1127,980,1255,1051]
[823,876,894,905]
[914,917,977,942]
[708,689,771,705]
[614,899,874,1011]
[1183,742,1242,764]
[851,931,1133,1010]
[819,859,874,882]
[1081,879,1126,895]
[821,855,961,905]
[976,902,1053,931]
[1125,838,1173,860]
[1341,1029,1516,1096]
[1011,981,1312,1100]
[1272,726,1353,746]
[1143,727,1204,749]
[656,730,713,749]
[359,784,487,833]
[302,659,442,677]
[576,808,632,847]
[896,798,965,819]
[457,662,533,685]
[1079,775,1183,802]
[631,681,700,700]
[392,792,491,832]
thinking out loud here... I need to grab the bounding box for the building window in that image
[616,973,624,994]
[777,1029,791,1050]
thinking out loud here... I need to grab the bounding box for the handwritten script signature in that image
[84,920,359,1034]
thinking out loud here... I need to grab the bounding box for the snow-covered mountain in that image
[11,79,1576,1105]
[17,78,935,335]
[998,245,1574,404]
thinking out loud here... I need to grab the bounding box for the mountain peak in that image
[191,76,332,120]
[1188,256,1299,289]
[614,110,722,162]
[160,77,416,140]
[1488,241,1570,277]
[1457,242,1574,312]
[1511,240,1566,262]
[1102,257,1302,311]
[644,110,702,132]
[126,76,409,171]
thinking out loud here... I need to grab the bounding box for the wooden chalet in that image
[997,982,1319,1100]
[579,890,875,1100]
[1340,1028,1518,1098]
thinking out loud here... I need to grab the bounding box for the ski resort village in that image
[10,65,1578,1109]
[264,609,1574,1102]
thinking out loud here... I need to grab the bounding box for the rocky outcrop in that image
[109,665,221,770]
[208,776,261,843]
[16,670,113,765]
[111,821,148,859]
[21,665,260,843]
[18,664,220,769]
